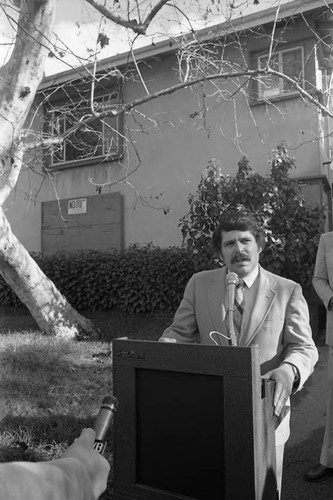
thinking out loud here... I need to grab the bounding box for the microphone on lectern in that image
[226,272,239,346]
[226,272,238,310]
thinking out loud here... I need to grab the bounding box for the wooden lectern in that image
[112,339,278,500]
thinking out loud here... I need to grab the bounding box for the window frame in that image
[46,90,124,169]
[255,44,305,102]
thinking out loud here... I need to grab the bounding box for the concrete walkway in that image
[282,335,333,499]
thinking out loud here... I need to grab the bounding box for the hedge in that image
[0,245,195,314]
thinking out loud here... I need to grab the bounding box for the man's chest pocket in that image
[260,315,284,334]
[263,314,284,322]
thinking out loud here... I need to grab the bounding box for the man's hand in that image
[63,428,110,499]
[262,364,295,417]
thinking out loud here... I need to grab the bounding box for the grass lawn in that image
[0,309,170,499]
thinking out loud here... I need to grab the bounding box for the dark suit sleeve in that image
[159,275,200,343]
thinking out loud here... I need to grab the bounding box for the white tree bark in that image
[0,205,97,338]
[0,0,98,338]
[0,0,55,156]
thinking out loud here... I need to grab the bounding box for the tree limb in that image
[24,62,333,154]
[84,0,171,35]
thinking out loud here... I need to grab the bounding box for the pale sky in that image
[0,0,304,76]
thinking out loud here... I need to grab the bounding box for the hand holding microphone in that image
[63,429,110,499]
[93,396,118,455]
[63,396,117,498]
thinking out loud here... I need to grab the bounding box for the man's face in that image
[220,229,261,278]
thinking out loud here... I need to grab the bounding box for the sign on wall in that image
[68,198,87,215]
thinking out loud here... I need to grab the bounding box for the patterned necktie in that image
[233,279,245,339]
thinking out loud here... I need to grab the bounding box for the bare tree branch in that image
[24,61,333,156]
[84,0,171,35]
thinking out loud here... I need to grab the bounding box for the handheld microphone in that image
[93,395,118,454]
[226,272,238,346]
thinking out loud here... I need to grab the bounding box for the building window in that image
[257,46,304,100]
[48,92,124,167]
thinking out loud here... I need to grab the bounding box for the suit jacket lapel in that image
[240,267,277,346]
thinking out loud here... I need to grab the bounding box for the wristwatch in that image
[282,362,300,384]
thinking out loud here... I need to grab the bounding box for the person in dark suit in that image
[306,231,333,481]
[160,212,318,496]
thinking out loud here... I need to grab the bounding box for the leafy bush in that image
[0,245,195,313]
[179,144,326,289]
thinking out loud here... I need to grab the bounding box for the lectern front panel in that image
[136,369,224,499]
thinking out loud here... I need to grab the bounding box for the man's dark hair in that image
[212,212,266,251]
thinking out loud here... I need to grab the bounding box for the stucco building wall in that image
[6,10,332,252]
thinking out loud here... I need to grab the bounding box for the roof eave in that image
[39,0,333,91]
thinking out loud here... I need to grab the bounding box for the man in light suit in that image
[306,231,333,481]
[160,212,318,496]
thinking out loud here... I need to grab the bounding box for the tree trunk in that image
[0,208,98,339]
[0,0,56,156]
[0,0,100,339]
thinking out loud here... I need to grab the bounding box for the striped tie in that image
[233,279,245,339]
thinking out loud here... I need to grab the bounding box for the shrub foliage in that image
[0,145,324,313]
[179,144,326,289]
[0,245,194,313]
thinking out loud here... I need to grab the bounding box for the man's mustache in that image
[231,254,249,264]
